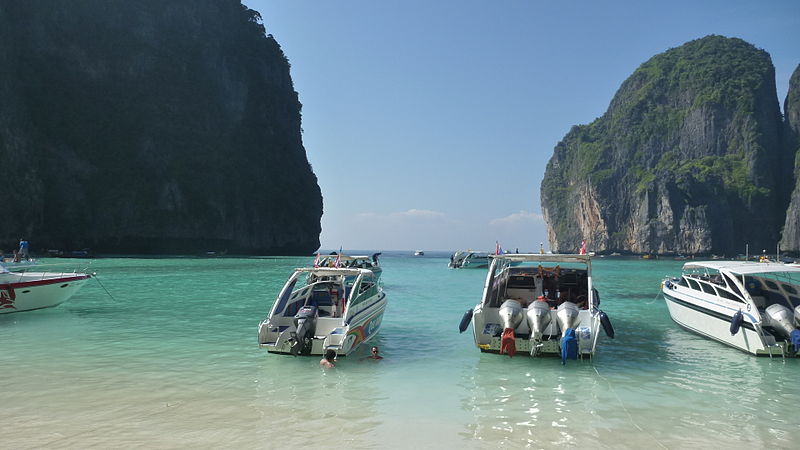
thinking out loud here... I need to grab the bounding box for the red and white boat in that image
[0,266,91,314]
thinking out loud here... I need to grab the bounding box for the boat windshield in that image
[485,260,591,309]
[739,271,800,310]
[682,266,800,310]
[276,273,359,319]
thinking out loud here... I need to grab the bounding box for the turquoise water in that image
[2,255,799,448]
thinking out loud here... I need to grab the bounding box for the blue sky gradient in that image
[243,1,799,252]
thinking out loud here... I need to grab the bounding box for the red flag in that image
[579,240,586,255]
[313,253,320,268]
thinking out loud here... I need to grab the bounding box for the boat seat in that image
[311,290,333,306]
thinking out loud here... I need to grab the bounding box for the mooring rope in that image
[93,273,118,302]
[593,365,669,450]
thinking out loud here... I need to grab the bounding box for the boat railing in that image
[4,269,89,283]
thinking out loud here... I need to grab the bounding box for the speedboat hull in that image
[472,304,598,356]
[465,253,606,359]
[259,293,386,356]
[258,267,387,357]
[662,280,788,356]
[663,292,778,355]
[0,272,91,314]
[660,261,800,357]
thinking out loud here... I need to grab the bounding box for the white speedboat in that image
[258,267,387,357]
[315,253,382,279]
[0,266,92,314]
[449,250,489,269]
[460,253,613,360]
[414,250,424,256]
[662,261,800,357]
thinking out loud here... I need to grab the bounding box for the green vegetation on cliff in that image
[541,35,789,255]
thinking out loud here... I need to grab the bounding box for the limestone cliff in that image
[0,0,322,255]
[541,36,790,255]
[780,65,800,251]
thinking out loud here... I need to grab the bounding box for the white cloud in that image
[356,209,447,220]
[392,209,446,219]
[489,210,543,227]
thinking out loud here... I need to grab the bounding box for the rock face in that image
[0,0,322,255]
[541,36,794,255]
[779,65,800,251]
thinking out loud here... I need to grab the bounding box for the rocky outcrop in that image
[541,36,791,255]
[0,0,322,255]
[779,65,800,251]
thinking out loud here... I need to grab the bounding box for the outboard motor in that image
[765,304,796,340]
[498,300,524,330]
[498,300,523,357]
[526,300,552,356]
[290,305,318,356]
[794,304,800,328]
[556,301,580,337]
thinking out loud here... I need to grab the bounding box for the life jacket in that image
[561,328,578,364]
[791,329,800,354]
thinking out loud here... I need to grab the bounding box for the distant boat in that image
[315,253,382,280]
[414,250,424,256]
[449,250,489,269]
[0,258,39,272]
[47,249,94,258]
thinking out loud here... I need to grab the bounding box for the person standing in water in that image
[367,346,383,360]
[320,349,336,368]
[18,239,29,260]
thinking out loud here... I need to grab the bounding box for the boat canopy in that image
[294,267,370,277]
[682,261,800,276]
[491,253,592,265]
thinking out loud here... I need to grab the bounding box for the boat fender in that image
[458,308,473,333]
[561,328,578,364]
[791,330,800,354]
[500,328,516,357]
[599,311,615,338]
[729,310,744,336]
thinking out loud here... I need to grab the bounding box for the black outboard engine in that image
[290,305,318,356]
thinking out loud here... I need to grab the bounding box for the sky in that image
[243,0,800,252]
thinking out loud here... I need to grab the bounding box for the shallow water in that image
[2,255,799,448]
